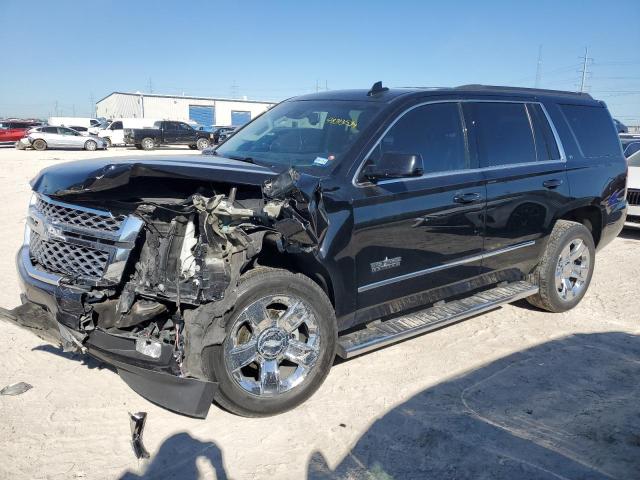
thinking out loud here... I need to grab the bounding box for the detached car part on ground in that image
[6,84,627,418]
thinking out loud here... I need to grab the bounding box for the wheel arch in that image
[557,204,603,247]
[249,234,336,309]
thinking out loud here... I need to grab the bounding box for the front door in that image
[462,101,571,275]
[352,102,486,321]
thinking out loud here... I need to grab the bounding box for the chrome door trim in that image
[357,240,535,293]
[352,99,567,187]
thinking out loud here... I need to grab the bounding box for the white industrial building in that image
[95,92,275,127]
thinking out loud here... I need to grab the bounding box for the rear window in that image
[560,104,620,158]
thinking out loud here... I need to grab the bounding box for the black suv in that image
[9,84,627,418]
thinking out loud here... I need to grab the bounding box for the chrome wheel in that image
[224,295,321,397]
[555,238,590,301]
[196,138,209,150]
[142,138,154,150]
[85,140,97,151]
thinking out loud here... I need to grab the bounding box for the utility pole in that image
[89,93,95,118]
[230,81,239,99]
[72,104,76,116]
[535,45,543,88]
[579,47,592,93]
[325,80,328,91]
[148,77,153,94]
[54,100,59,116]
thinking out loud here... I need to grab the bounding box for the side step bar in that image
[337,281,538,359]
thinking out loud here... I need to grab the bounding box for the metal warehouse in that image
[96,92,275,127]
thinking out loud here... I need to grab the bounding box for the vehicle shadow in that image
[618,227,640,240]
[309,332,640,479]
[31,343,116,372]
[118,432,228,480]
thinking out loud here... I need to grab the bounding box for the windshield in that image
[628,150,640,167]
[215,100,382,170]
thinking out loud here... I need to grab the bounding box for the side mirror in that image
[363,152,424,181]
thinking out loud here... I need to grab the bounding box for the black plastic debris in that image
[0,382,33,396]
[129,412,150,459]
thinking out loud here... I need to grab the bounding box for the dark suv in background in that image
[8,83,626,418]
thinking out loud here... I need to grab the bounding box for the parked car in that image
[0,120,42,145]
[625,150,640,227]
[16,126,107,151]
[621,133,640,157]
[613,118,629,134]
[212,126,236,144]
[123,120,212,150]
[8,84,626,418]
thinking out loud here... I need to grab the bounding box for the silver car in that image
[17,126,108,151]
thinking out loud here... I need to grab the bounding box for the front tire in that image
[32,139,47,151]
[204,268,337,417]
[141,137,155,150]
[527,220,595,312]
[104,137,112,147]
[196,138,210,150]
[84,139,97,151]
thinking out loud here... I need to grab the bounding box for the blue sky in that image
[1,0,639,123]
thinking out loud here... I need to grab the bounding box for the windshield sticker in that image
[313,156,330,165]
[326,117,357,129]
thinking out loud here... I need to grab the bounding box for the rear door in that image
[352,101,486,321]
[462,101,570,275]
[162,121,181,144]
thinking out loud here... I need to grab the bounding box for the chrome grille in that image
[35,196,125,232]
[29,231,109,281]
[628,189,640,206]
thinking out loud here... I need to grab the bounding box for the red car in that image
[0,120,42,145]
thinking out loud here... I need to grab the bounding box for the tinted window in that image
[164,122,179,130]
[178,123,193,131]
[111,121,123,130]
[42,126,58,134]
[528,103,561,160]
[464,102,536,167]
[560,104,620,158]
[369,102,468,174]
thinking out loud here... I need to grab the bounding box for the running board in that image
[337,281,538,359]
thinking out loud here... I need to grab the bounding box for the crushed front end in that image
[10,167,322,418]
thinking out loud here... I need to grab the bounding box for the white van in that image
[97,118,160,146]
[49,117,101,129]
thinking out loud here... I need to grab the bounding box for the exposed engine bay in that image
[30,167,326,382]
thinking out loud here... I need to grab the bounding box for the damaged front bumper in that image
[8,246,218,418]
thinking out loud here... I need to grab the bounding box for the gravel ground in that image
[0,146,639,480]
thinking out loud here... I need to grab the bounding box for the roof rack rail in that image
[455,84,593,99]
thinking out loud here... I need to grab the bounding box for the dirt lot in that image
[0,146,639,480]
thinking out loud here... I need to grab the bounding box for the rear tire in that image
[84,139,97,151]
[203,268,337,417]
[32,139,47,151]
[527,220,595,312]
[141,137,155,150]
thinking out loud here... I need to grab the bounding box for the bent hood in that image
[31,155,277,198]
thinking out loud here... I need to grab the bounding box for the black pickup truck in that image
[8,83,627,418]
[124,120,212,150]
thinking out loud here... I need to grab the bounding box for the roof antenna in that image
[367,81,389,96]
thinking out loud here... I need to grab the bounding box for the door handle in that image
[543,179,563,189]
[453,192,481,204]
